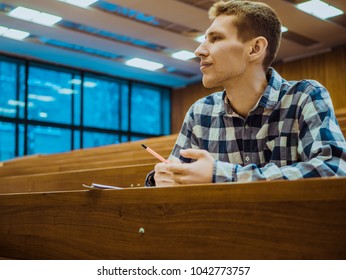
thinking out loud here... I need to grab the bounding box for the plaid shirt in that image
[169,68,346,182]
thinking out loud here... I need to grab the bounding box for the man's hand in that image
[170,149,214,184]
[154,157,182,187]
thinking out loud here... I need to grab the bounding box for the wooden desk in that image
[0,177,345,260]
[0,163,155,194]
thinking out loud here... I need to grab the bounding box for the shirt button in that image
[245,156,250,162]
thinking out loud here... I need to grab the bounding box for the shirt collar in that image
[258,67,285,109]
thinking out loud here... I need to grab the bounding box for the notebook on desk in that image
[83,183,123,190]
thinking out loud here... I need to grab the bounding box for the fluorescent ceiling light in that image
[0,108,16,114]
[59,0,98,8]
[0,26,30,40]
[9,7,39,21]
[28,94,55,102]
[0,26,8,34]
[297,0,344,19]
[171,50,196,61]
[84,81,97,88]
[39,112,48,118]
[35,12,62,26]
[125,58,164,71]
[281,26,288,33]
[8,99,26,107]
[69,79,96,87]
[69,79,82,85]
[58,88,77,94]
[9,6,62,26]
[195,35,205,43]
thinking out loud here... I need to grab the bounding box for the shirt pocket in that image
[264,136,289,166]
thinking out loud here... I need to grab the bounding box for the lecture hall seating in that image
[0,177,345,259]
[0,134,177,193]
[0,113,346,259]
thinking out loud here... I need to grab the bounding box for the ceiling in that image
[0,0,345,88]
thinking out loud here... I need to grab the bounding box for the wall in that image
[171,45,346,133]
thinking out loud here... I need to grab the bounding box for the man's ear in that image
[248,36,268,62]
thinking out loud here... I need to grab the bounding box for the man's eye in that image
[211,36,221,42]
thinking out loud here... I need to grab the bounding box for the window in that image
[83,131,120,148]
[27,66,81,125]
[0,54,171,161]
[0,59,25,119]
[27,125,72,155]
[131,83,170,135]
[83,75,128,130]
[0,122,16,161]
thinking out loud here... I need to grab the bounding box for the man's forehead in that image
[205,15,237,35]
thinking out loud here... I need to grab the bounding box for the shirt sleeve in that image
[214,84,346,182]
[170,104,199,163]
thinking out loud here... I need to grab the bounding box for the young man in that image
[146,0,346,187]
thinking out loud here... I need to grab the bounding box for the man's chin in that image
[202,78,217,89]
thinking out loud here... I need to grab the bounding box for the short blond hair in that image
[209,0,282,70]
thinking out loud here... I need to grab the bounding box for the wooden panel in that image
[0,163,155,194]
[0,147,171,177]
[1,134,177,168]
[0,134,177,177]
[275,45,346,110]
[0,177,345,260]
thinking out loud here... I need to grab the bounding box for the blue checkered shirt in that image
[169,68,346,182]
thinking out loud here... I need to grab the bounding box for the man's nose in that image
[194,42,208,58]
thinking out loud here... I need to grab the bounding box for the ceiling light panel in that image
[125,58,164,71]
[9,6,39,21]
[281,26,288,32]
[35,12,62,26]
[171,50,195,61]
[59,0,98,8]
[0,26,30,40]
[297,0,344,19]
[9,6,62,26]
[195,35,205,43]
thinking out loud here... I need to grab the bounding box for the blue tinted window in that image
[27,125,71,155]
[130,135,146,141]
[72,76,82,126]
[121,83,129,131]
[83,131,119,148]
[27,66,81,125]
[84,76,128,130]
[131,84,162,135]
[0,55,171,161]
[0,60,25,119]
[73,130,81,150]
[0,122,16,161]
[162,88,171,135]
[18,124,25,157]
[121,135,129,142]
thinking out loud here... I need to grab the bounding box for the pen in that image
[141,144,170,164]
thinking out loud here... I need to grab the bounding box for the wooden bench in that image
[0,134,177,195]
[0,134,176,177]
[2,134,177,167]
[0,147,172,177]
[0,163,155,194]
[0,177,345,259]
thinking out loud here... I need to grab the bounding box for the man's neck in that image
[224,69,268,118]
